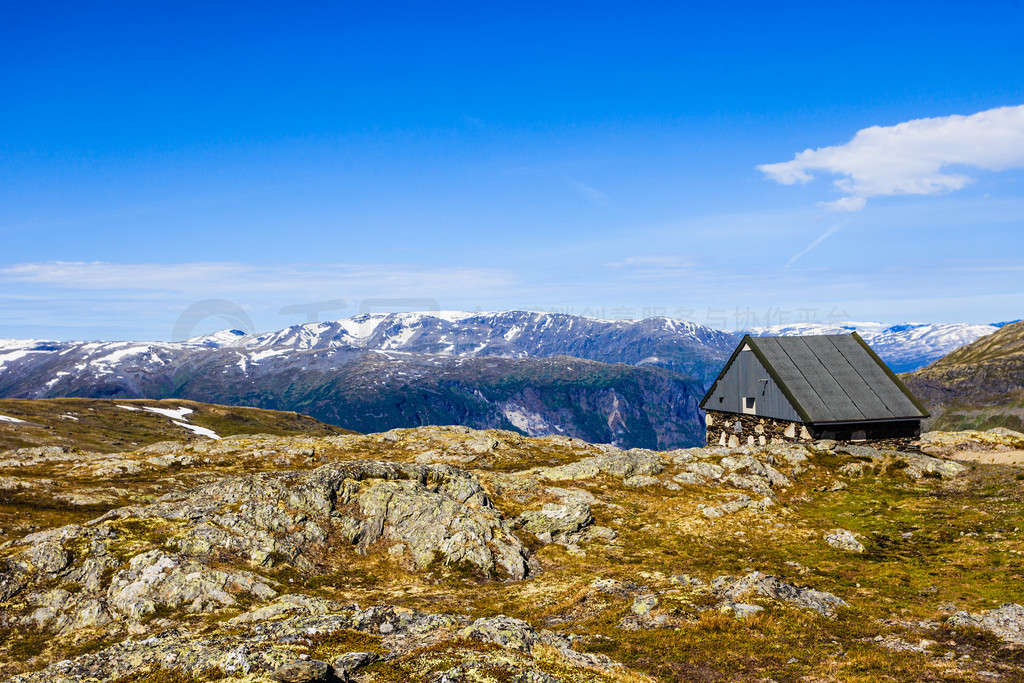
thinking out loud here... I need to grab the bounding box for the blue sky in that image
[2,1,1023,340]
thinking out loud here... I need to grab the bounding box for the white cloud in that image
[0,261,515,297]
[819,196,867,213]
[759,104,1024,210]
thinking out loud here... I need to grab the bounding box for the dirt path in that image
[945,449,1024,466]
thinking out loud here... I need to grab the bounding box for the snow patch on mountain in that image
[0,414,25,424]
[0,344,48,371]
[747,321,999,372]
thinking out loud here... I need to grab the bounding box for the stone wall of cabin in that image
[704,409,922,449]
[704,410,810,448]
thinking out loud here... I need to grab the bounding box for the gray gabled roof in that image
[701,332,929,423]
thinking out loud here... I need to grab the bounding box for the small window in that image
[742,397,756,415]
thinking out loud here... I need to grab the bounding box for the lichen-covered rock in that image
[107,549,278,619]
[271,659,332,683]
[719,602,764,619]
[721,455,767,477]
[825,529,865,553]
[684,462,724,480]
[630,594,658,616]
[839,462,866,477]
[354,477,528,579]
[947,603,1024,643]
[25,540,70,574]
[517,503,593,546]
[837,444,881,460]
[454,614,617,672]
[723,472,774,498]
[458,615,544,652]
[229,593,340,625]
[672,472,706,485]
[698,495,774,518]
[765,443,810,465]
[0,459,534,642]
[3,604,472,682]
[333,651,379,677]
[623,474,659,487]
[715,572,848,617]
[17,548,278,632]
[535,449,663,481]
[97,460,531,580]
[901,453,968,479]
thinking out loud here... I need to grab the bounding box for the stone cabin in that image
[699,332,929,447]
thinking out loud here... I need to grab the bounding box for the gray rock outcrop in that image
[947,603,1024,643]
[714,572,848,618]
[825,529,866,553]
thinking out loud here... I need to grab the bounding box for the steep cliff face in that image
[903,320,1024,431]
[287,353,706,450]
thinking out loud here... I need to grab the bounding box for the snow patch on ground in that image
[173,420,221,440]
[0,414,26,423]
[116,404,218,439]
[116,404,195,420]
[142,406,194,420]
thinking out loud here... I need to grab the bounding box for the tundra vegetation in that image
[2,412,1024,682]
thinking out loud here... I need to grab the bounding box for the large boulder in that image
[517,503,593,545]
[947,603,1024,643]
[535,449,663,481]
[715,572,848,618]
[825,529,865,553]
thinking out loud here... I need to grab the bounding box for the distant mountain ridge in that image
[0,311,1003,448]
[184,310,737,383]
[902,320,1024,432]
[0,311,728,449]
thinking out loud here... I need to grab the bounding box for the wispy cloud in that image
[604,255,691,272]
[785,224,842,268]
[567,179,609,206]
[759,104,1024,211]
[0,261,516,297]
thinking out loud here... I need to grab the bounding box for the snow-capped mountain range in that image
[0,310,1004,448]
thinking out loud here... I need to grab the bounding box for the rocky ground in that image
[2,426,1024,682]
